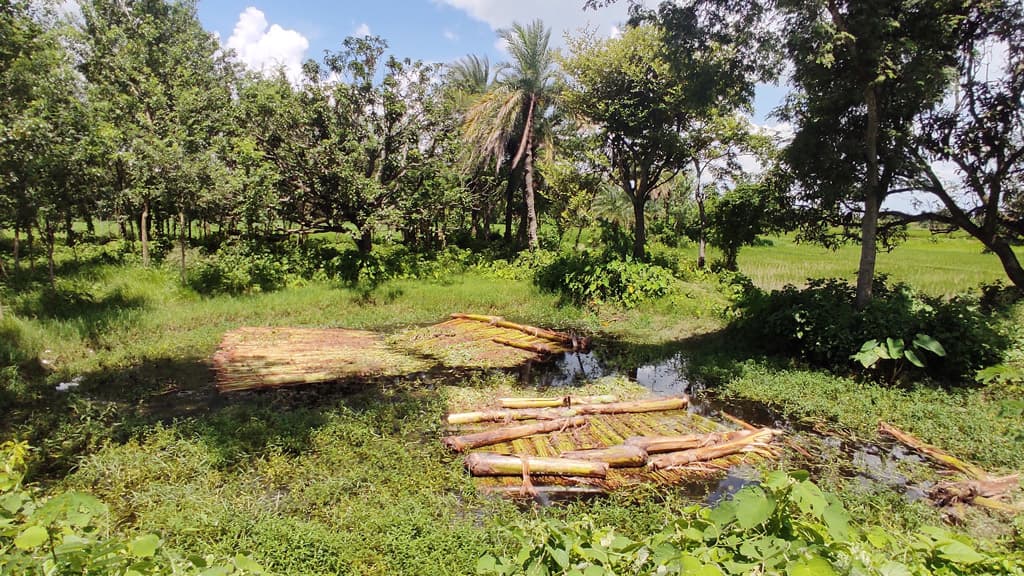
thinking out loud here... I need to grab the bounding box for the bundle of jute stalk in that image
[647,428,780,470]
[446,396,689,425]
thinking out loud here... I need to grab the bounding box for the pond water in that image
[522,345,933,505]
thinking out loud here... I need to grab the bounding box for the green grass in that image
[732,228,1013,295]
[2,230,1023,573]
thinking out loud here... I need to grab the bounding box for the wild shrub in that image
[535,253,676,308]
[478,471,1023,575]
[735,277,1008,382]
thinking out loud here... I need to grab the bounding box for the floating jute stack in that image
[389,313,589,369]
[212,327,430,392]
[213,314,586,392]
[445,394,780,495]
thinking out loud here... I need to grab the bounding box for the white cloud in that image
[354,22,371,37]
[435,0,642,49]
[443,28,459,41]
[226,7,309,84]
[610,25,622,39]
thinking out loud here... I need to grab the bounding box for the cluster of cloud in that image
[435,0,637,51]
[225,7,309,83]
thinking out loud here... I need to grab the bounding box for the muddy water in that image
[525,348,933,504]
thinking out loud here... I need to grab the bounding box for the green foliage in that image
[535,253,676,308]
[851,333,946,383]
[0,440,261,575]
[477,472,1023,575]
[736,277,1008,382]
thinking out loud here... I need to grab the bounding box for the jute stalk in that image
[559,445,648,468]
[464,453,608,478]
[446,396,688,425]
[442,416,588,452]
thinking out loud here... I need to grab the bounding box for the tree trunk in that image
[356,229,373,255]
[27,225,34,273]
[632,197,647,260]
[13,226,19,271]
[141,199,150,267]
[989,239,1024,290]
[64,213,75,247]
[695,164,707,269]
[503,168,520,242]
[856,87,881,309]
[44,220,55,288]
[522,98,539,250]
[179,210,187,284]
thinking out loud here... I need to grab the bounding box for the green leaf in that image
[913,334,946,357]
[821,503,851,541]
[129,534,161,558]
[878,562,913,576]
[476,554,498,574]
[14,525,48,550]
[790,481,828,518]
[733,487,775,530]
[762,470,790,492]
[885,337,904,359]
[787,555,837,576]
[903,348,925,368]
[546,546,570,569]
[937,540,985,564]
[234,554,265,573]
[866,526,891,548]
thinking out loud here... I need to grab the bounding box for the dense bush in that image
[187,239,483,294]
[479,471,1023,575]
[734,277,1009,382]
[535,253,676,308]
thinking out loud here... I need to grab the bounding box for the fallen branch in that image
[648,429,779,470]
[442,416,588,452]
[559,445,648,468]
[878,422,987,480]
[930,475,1021,509]
[624,430,753,454]
[464,452,608,478]
[492,337,559,355]
[446,396,688,425]
[499,395,617,409]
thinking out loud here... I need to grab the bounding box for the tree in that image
[778,0,965,307]
[887,1,1024,289]
[707,179,785,270]
[462,20,560,250]
[563,25,689,259]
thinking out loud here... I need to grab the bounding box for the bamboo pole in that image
[499,395,617,409]
[648,429,778,470]
[449,313,573,343]
[878,422,988,480]
[446,396,689,425]
[442,416,588,452]
[559,445,648,468]
[464,453,608,478]
[624,430,753,454]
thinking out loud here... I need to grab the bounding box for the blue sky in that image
[197,1,788,124]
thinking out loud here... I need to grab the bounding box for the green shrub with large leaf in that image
[1,441,262,575]
[477,471,1023,576]
[735,278,1009,382]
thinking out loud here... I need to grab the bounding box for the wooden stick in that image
[492,337,560,355]
[482,485,606,496]
[446,396,689,425]
[648,429,778,470]
[442,416,588,452]
[464,453,608,478]
[878,422,988,480]
[450,313,573,343]
[720,411,759,431]
[498,395,617,409]
[624,430,753,454]
[559,445,648,468]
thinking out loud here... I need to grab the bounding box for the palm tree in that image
[462,20,559,250]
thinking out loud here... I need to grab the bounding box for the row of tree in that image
[1,0,1022,301]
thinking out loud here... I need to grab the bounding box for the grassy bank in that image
[2,231,1022,573]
